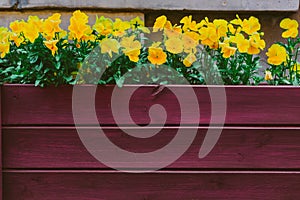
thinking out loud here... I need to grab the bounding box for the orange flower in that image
[148,45,167,65]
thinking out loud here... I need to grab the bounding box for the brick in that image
[0,11,144,28]
[19,0,299,11]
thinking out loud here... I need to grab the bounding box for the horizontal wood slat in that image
[3,127,300,169]
[4,171,300,200]
[2,84,300,125]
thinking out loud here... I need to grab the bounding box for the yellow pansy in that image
[112,18,131,37]
[27,15,43,32]
[242,16,261,35]
[220,40,236,58]
[247,33,265,55]
[230,15,243,26]
[266,44,287,65]
[230,33,250,53]
[183,53,197,67]
[120,35,141,62]
[42,13,62,40]
[180,15,201,32]
[130,16,143,29]
[280,18,298,38]
[120,35,141,50]
[148,46,167,65]
[100,38,120,57]
[0,42,10,58]
[23,22,39,43]
[213,19,228,39]
[153,15,167,32]
[44,40,59,56]
[10,20,25,34]
[164,22,182,39]
[199,26,218,48]
[265,70,273,81]
[68,10,92,41]
[182,32,199,53]
[124,49,140,62]
[165,37,184,54]
[10,32,24,47]
[0,27,10,42]
[93,16,113,36]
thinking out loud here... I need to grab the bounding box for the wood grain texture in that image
[3,84,300,125]
[3,127,300,169]
[3,171,300,200]
[0,87,2,200]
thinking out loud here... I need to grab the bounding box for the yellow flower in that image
[112,18,131,37]
[230,33,250,53]
[120,35,141,62]
[10,20,25,34]
[68,10,92,41]
[183,53,197,67]
[230,15,243,26]
[42,13,62,40]
[124,48,140,62]
[148,46,167,65]
[121,35,141,49]
[220,40,236,58]
[182,32,199,53]
[247,33,265,55]
[0,27,10,42]
[213,19,228,39]
[280,18,298,38]
[292,63,300,73]
[180,15,201,32]
[199,26,218,48]
[10,32,24,47]
[130,16,143,29]
[0,42,10,58]
[264,70,273,81]
[23,22,39,43]
[266,44,287,65]
[153,15,167,32]
[27,16,43,32]
[164,22,182,39]
[100,38,120,57]
[242,16,261,35]
[93,16,113,36]
[165,37,183,54]
[44,40,59,56]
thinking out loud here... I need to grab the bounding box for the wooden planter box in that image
[1,84,300,199]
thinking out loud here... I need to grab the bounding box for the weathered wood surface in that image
[0,87,2,200]
[2,85,300,199]
[3,171,300,200]
[3,127,300,169]
[15,0,300,11]
[3,84,300,125]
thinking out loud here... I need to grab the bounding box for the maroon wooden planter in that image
[1,84,300,199]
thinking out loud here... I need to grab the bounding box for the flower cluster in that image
[265,18,300,85]
[0,10,298,86]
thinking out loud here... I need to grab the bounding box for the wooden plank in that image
[0,86,2,200]
[19,0,300,11]
[3,171,300,199]
[3,127,300,169]
[3,85,300,126]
